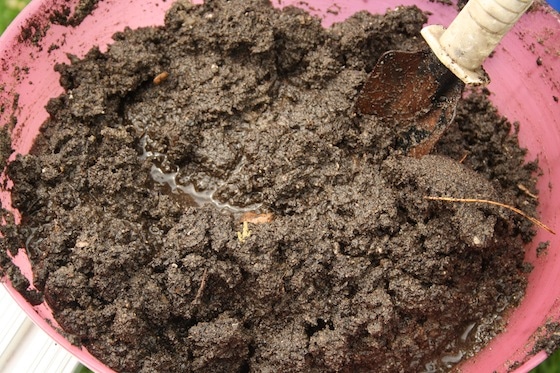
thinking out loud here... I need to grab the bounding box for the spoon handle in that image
[422,0,533,85]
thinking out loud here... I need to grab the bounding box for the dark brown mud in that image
[1,1,540,372]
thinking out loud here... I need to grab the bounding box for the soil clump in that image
[1,0,540,372]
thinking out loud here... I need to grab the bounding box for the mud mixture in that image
[0,0,541,372]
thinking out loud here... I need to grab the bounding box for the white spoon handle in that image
[422,0,533,85]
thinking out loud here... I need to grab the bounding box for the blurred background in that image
[0,0,559,372]
[0,0,27,31]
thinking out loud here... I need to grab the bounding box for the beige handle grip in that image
[422,0,533,85]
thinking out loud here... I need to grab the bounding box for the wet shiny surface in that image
[356,49,464,157]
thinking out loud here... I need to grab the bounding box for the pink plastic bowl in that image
[1,0,559,372]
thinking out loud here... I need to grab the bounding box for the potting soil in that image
[0,0,541,371]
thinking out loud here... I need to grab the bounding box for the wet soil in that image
[0,0,541,372]
[49,0,101,27]
[16,0,101,48]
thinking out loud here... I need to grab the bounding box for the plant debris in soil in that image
[0,0,543,372]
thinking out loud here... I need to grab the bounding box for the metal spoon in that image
[355,0,534,157]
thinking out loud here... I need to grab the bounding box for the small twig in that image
[424,196,556,235]
[192,268,208,305]
[517,183,538,199]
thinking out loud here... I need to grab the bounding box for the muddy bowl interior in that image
[0,0,559,372]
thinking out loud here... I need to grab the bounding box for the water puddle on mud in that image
[140,135,259,213]
[422,322,478,372]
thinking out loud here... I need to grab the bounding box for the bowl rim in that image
[1,1,559,372]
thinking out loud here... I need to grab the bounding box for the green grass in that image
[72,364,93,373]
[0,0,29,33]
[1,1,559,372]
[532,349,560,373]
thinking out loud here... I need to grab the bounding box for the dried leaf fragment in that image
[153,71,169,85]
[237,221,251,243]
[240,212,274,224]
